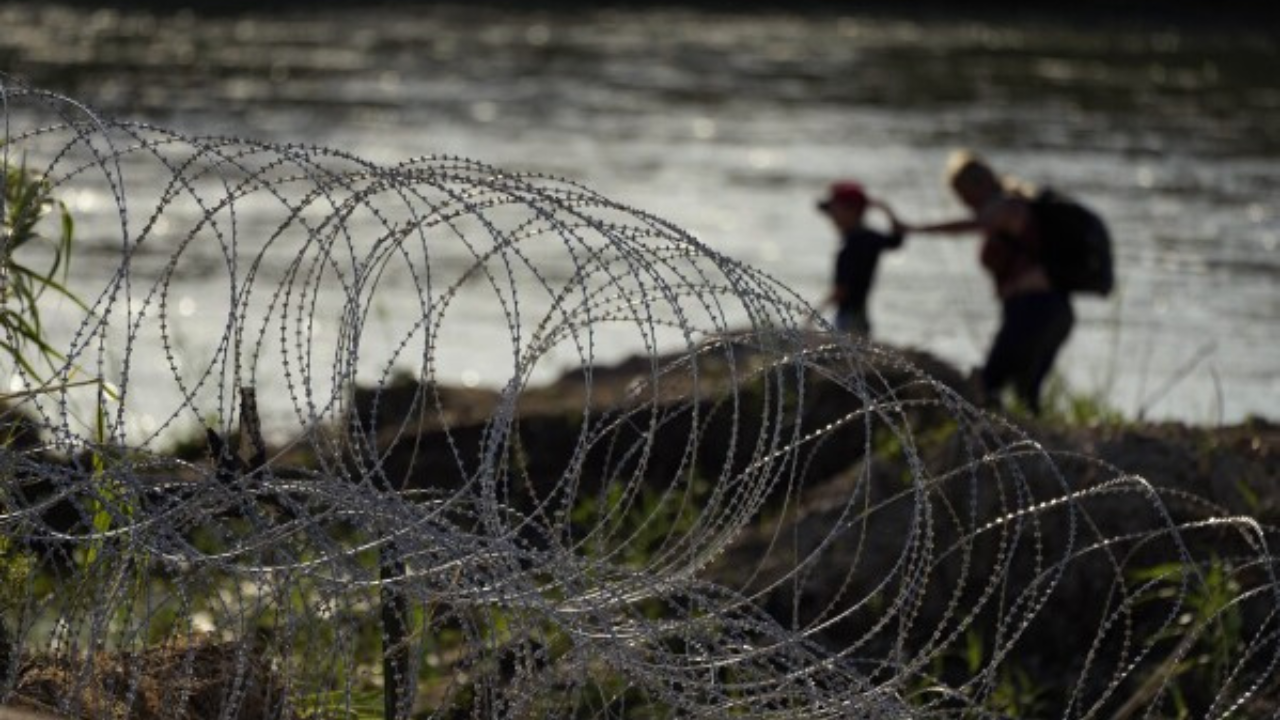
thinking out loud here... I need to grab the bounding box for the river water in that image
[2,3,1277,433]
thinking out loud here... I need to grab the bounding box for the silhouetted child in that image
[816,181,905,337]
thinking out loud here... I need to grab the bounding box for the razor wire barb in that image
[0,77,1277,720]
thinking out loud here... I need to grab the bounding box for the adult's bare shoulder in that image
[978,194,1032,236]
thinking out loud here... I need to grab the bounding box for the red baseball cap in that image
[818,181,868,211]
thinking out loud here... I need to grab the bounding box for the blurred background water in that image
[2,2,1277,430]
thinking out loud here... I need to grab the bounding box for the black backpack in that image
[1031,189,1114,296]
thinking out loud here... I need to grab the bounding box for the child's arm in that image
[869,198,908,246]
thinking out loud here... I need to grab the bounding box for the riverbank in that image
[3,338,1277,717]
[264,336,1280,713]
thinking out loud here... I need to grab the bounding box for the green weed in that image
[297,689,385,720]
[1120,557,1246,717]
[1013,375,1127,428]
[0,151,85,389]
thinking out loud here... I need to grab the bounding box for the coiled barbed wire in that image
[0,78,1277,719]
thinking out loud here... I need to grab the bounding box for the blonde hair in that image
[945,150,998,192]
[944,150,1036,198]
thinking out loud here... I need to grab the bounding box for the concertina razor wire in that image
[0,78,1277,719]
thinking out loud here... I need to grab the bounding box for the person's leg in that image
[1015,293,1074,415]
[836,306,871,337]
[981,297,1034,405]
[852,307,871,337]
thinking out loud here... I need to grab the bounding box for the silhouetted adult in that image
[815,181,905,337]
[910,151,1073,414]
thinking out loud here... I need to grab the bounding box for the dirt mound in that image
[707,410,1279,713]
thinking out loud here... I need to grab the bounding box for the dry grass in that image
[10,636,288,720]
